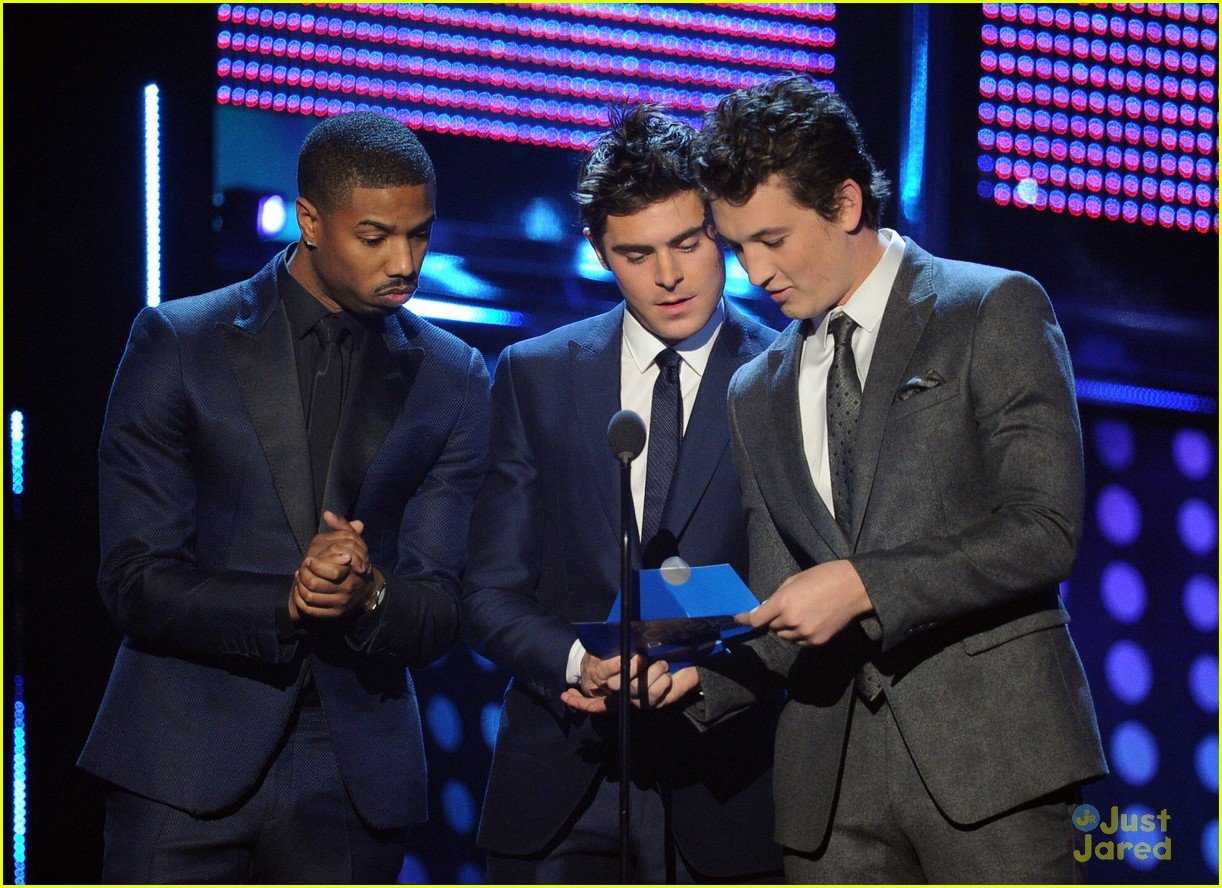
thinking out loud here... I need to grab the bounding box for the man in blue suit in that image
[462,105,782,882]
[80,112,490,882]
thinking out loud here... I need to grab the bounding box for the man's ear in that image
[296,197,322,247]
[834,179,864,233]
[583,227,611,270]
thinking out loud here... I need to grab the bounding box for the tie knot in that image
[314,314,348,349]
[827,312,857,349]
[655,347,683,380]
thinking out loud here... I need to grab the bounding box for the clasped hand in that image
[733,559,871,646]
[289,510,382,620]
[560,653,699,714]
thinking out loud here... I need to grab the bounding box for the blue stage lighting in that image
[13,676,26,885]
[10,411,24,497]
[576,239,613,282]
[1075,379,1217,414]
[899,4,929,226]
[256,194,288,237]
[409,297,524,328]
[144,84,162,307]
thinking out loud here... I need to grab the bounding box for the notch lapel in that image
[765,323,850,559]
[219,266,316,555]
[321,312,424,525]
[847,240,938,547]
[569,306,627,544]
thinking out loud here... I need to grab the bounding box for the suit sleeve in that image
[851,275,1085,653]
[346,347,491,666]
[689,374,798,729]
[98,307,299,662]
[461,347,580,702]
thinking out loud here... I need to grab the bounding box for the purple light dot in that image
[1190,655,1219,713]
[1105,639,1153,705]
[1182,574,1218,632]
[1178,498,1217,555]
[1196,735,1218,792]
[1117,803,1163,871]
[1204,821,1219,874]
[398,855,427,884]
[1093,417,1135,470]
[1097,484,1142,547]
[1101,561,1147,624]
[1111,720,1159,785]
[1173,428,1213,480]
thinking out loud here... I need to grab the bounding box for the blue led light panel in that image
[215,3,836,149]
[978,3,1218,233]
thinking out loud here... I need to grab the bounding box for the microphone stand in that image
[617,452,635,884]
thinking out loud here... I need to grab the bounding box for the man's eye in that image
[762,238,785,249]
[361,237,385,247]
[625,254,646,264]
[678,240,700,253]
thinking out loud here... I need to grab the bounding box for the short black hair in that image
[694,75,890,228]
[298,111,435,212]
[574,103,701,241]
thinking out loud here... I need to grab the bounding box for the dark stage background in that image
[4,3,1217,884]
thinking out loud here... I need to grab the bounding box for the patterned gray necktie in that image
[826,312,861,537]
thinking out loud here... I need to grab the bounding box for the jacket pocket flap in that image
[888,381,960,421]
[962,607,1069,655]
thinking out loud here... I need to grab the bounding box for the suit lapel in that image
[219,259,316,555]
[847,240,938,547]
[765,323,850,558]
[321,312,424,524]
[570,306,626,543]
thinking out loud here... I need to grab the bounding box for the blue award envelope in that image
[572,562,762,667]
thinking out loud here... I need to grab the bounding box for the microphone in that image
[606,407,646,881]
[607,409,646,465]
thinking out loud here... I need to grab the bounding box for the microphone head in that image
[607,409,646,463]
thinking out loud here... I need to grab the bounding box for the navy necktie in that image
[307,314,348,515]
[826,312,861,538]
[641,347,683,550]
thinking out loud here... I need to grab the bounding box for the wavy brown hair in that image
[694,75,890,228]
[574,104,702,241]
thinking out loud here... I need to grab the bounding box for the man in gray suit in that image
[681,75,1108,882]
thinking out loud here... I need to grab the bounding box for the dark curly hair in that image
[694,75,890,228]
[298,111,435,212]
[574,104,701,241]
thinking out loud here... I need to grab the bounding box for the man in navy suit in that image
[80,112,490,882]
[462,105,782,883]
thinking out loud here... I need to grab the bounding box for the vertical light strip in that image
[144,84,162,308]
[9,412,24,497]
[12,676,26,884]
[899,4,929,225]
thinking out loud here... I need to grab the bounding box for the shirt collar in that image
[279,245,365,341]
[808,229,906,343]
[622,298,725,378]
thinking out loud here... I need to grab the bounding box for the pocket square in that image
[893,371,946,404]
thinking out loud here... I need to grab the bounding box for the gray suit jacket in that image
[698,238,1107,853]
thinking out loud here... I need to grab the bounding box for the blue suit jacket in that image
[79,252,490,831]
[461,303,783,876]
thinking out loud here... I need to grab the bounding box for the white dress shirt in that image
[566,300,726,684]
[798,230,906,518]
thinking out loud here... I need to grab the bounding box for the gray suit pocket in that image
[887,381,961,422]
[961,607,1070,655]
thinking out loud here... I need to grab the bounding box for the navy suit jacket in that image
[461,303,783,876]
[79,251,490,831]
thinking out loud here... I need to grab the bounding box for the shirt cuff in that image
[566,639,587,686]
